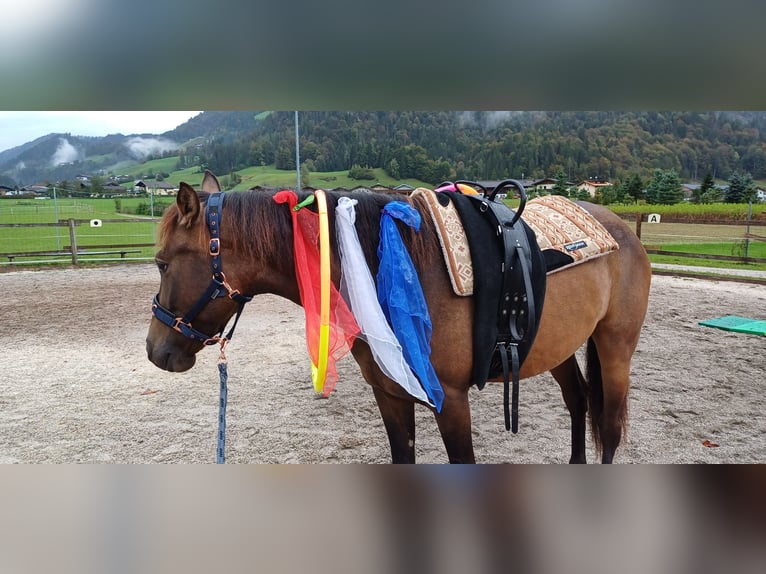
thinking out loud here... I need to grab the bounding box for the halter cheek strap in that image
[151,192,253,346]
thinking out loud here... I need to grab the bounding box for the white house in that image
[577,178,612,198]
[133,180,178,196]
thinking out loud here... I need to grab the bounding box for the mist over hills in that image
[2,111,765,188]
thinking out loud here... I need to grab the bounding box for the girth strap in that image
[424,180,546,431]
[498,341,521,433]
[488,202,536,432]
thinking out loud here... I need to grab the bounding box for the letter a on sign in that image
[647,213,661,223]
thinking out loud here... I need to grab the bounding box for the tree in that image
[612,180,627,203]
[394,144,429,180]
[726,171,755,203]
[426,159,452,185]
[645,169,683,205]
[386,157,401,180]
[595,185,617,205]
[89,175,104,195]
[701,185,724,203]
[275,144,295,170]
[551,170,569,196]
[623,173,644,203]
[348,164,375,180]
[694,171,715,204]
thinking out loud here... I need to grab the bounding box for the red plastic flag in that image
[273,190,360,395]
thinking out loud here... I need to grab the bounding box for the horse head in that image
[146,171,252,372]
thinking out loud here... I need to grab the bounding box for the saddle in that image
[429,181,547,432]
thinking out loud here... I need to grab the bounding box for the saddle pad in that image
[411,187,474,296]
[522,195,620,273]
[699,315,766,336]
[412,190,620,296]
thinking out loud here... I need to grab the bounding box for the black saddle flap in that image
[443,192,547,388]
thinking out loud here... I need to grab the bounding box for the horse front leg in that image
[434,389,475,463]
[371,386,416,463]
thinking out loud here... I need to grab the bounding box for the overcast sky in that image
[0,111,201,154]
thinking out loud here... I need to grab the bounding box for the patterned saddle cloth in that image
[411,189,620,296]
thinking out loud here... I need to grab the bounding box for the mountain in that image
[0,111,269,186]
[2,111,766,188]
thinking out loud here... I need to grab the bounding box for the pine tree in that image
[623,173,644,203]
[695,171,715,203]
[644,169,662,204]
[726,171,755,203]
[657,170,683,204]
[551,169,569,196]
[386,158,400,180]
[646,169,683,204]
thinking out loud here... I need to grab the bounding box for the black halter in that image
[151,192,253,346]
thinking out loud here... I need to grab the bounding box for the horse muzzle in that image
[146,322,199,372]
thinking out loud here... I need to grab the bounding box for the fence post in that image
[53,186,61,250]
[635,213,642,240]
[745,200,752,259]
[68,219,78,265]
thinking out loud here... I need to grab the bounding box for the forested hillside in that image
[188,111,766,185]
[3,111,765,188]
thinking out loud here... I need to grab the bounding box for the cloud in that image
[125,137,179,160]
[457,111,520,130]
[51,138,80,166]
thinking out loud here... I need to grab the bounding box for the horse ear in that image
[176,182,201,228]
[201,170,221,193]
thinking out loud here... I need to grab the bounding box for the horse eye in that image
[155,259,169,273]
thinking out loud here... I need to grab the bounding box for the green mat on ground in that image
[699,315,766,336]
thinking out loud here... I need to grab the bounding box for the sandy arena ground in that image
[0,263,764,463]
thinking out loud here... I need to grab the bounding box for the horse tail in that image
[585,337,605,454]
[584,337,630,456]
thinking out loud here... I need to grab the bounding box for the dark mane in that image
[220,189,438,275]
[159,188,438,276]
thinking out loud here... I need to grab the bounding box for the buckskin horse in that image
[146,171,651,463]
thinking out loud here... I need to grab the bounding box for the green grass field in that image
[0,198,160,263]
[117,156,182,179]
[609,201,766,220]
[646,242,766,272]
[150,163,429,191]
[648,253,766,272]
[2,193,764,271]
[225,166,429,191]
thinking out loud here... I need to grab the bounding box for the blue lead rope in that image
[216,360,228,464]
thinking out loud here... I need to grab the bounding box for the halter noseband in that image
[151,192,253,346]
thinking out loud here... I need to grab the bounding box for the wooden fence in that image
[624,213,766,265]
[1,218,156,266]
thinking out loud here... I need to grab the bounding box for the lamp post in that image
[295,111,301,192]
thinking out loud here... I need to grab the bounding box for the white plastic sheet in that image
[335,197,434,406]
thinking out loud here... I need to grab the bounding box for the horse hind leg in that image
[550,355,589,463]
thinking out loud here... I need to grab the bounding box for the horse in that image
[146,171,651,463]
